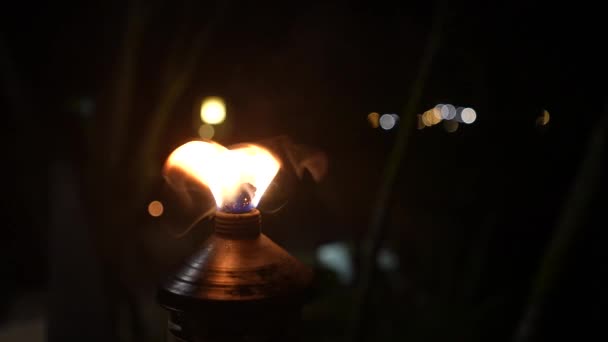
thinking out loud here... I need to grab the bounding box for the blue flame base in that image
[220,183,256,213]
[221,202,254,214]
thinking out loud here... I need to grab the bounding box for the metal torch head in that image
[158,208,312,308]
[157,209,313,341]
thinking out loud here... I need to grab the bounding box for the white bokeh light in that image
[379,114,397,130]
[461,107,477,124]
[437,104,456,120]
[317,242,353,284]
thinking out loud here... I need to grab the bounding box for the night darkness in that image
[1,0,607,341]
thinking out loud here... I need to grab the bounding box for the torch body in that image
[158,210,312,342]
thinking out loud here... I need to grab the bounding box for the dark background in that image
[1,0,606,341]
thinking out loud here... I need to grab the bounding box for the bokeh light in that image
[200,96,226,124]
[367,112,380,128]
[317,242,353,285]
[536,109,550,126]
[416,114,425,130]
[421,111,432,127]
[377,248,399,271]
[379,114,397,130]
[440,105,449,119]
[432,106,443,121]
[148,200,164,217]
[421,104,475,129]
[439,104,456,120]
[198,124,215,139]
[423,109,441,126]
[447,104,457,119]
[461,107,477,124]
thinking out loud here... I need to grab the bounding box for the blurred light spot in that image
[198,124,215,139]
[537,109,550,126]
[446,104,456,120]
[417,114,426,130]
[367,112,380,128]
[200,96,226,124]
[433,105,444,120]
[390,113,400,121]
[461,107,477,124]
[431,113,442,125]
[377,248,399,271]
[440,105,449,119]
[148,200,164,217]
[317,242,353,284]
[438,104,456,120]
[443,119,459,133]
[423,109,441,126]
[455,106,463,119]
[422,111,432,126]
[379,114,396,130]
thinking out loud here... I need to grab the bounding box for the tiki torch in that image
[158,141,313,342]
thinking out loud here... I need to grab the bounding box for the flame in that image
[165,140,280,209]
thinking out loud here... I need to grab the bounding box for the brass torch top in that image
[158,209,313,309]
[214,209,261,238]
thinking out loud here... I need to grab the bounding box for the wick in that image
[221,183,257,213]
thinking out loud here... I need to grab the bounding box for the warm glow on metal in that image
[165,141,280,208]
[148,200,164,217]
[200,97,226,124]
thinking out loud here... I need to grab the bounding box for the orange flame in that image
[164,140,280,208]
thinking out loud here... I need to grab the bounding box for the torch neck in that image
[214,209,261,239]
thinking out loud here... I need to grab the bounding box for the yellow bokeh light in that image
[422,111,433,126]
[537,109,550,126]
[416,114,425,130]
[367,112,380,128]
[200,96,226,124]
[198,124,215,139]
[432,106,443,121]
[148,200,164,217]
[423,109,441,126]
